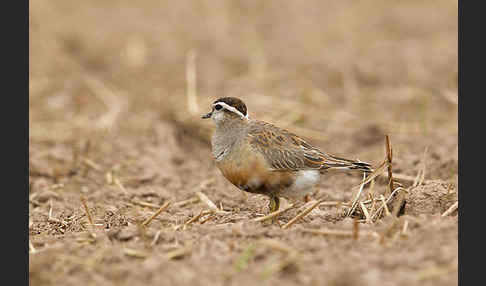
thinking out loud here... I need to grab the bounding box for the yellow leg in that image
[268,196,280,224]
[269,196,280,213]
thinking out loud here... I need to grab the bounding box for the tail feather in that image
[321,154,373,173]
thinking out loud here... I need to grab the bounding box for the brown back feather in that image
[247,120,372,172]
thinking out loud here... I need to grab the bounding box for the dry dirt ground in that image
[29,1,458,285]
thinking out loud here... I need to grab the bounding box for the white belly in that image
[280,170,320,199]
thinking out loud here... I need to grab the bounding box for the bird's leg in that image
[268,195,280,224]
[269,195,280,213]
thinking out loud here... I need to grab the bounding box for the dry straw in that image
[48,200,68,227]
[123,248,147,259]
[385,135,394,195]
[196,191,229,214]
[441,201,458,217]
[82,158,102,171]
[173,197,200,208]
[81,197,94,225]
[196,191,219,212]
[301,226,377,238]
[401,220,409,235]
[360,202,371,223]
[141,201,171,227]
[29,240,36,253]
[166,246,192,260]
[282,199,324,229]
[174,210,214,231]
[345,134,411,223]
[150,230,162,247]
[254,204,295,222]
[81,197,97,238]
[186,49,198,115]
[132,200,162,209]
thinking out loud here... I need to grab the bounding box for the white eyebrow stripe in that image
[213,102,249,119]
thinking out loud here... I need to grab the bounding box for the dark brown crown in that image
[214,97,247,116]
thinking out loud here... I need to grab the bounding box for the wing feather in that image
[247,120,372,172]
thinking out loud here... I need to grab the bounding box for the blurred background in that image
[30,0,457,155]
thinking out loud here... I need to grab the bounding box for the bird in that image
[201,97,372,215]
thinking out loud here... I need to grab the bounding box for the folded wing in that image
[247,121,372,173]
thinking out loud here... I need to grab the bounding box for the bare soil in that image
[29,1,458,285]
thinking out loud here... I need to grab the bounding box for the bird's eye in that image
[214,104,222,110]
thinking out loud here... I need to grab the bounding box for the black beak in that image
[201,111,212,119]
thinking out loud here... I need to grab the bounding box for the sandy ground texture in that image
[29,1,458,285]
